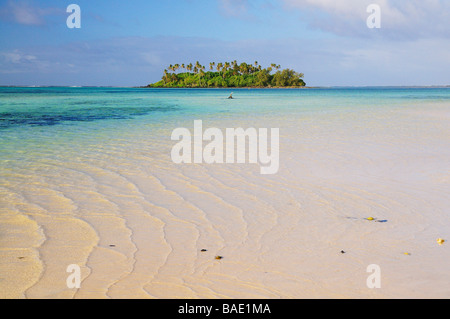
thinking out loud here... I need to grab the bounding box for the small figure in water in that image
[228,93,233,99]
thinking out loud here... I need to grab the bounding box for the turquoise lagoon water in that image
[1,86,449,169]
[1,86,450,299]
[1,87,449,130]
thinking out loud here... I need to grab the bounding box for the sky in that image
[0,0,449,87]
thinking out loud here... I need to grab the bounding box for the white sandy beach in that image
[1,99,449,299]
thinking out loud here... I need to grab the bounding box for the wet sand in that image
[1,99,449,299]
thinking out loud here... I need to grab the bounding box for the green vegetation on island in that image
[148,61,306,88]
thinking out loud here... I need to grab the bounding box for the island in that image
[147,61,306,88]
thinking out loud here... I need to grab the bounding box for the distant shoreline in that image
[1,85,449,89]
[141,86,319,89]
[140,85,450,89]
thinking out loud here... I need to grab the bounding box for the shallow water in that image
[1,87,449,298]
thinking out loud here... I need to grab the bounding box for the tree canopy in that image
[148,61,306,88]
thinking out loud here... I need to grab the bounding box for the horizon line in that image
[1,85,449,89]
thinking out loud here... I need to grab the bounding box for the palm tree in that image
[223,62,230,78]
[163,69,168,84]
[199,69,205,86]
[217,62,223,77]
[240,62,248,75]
[195,61,201,72]
[232,61,239,75]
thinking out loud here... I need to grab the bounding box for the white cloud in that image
[2,50,36,64]
[1,33,448,86]
[0,49,47,74]
[0,0,62,26]
[283,0,450,39]
[219,0,249,17]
